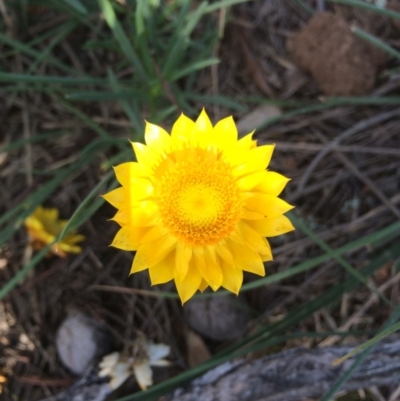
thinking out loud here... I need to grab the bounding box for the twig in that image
[320,272,400,347]
[315,131,400,219]
[236,27,276,98]
[296,108,400,193]
[274,141,400,157]
[152,58,180,110]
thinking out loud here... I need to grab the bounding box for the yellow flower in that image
[0,372,6,394]
[104,110,294,303]
[24,206,85,257]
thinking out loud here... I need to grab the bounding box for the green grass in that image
[1,1,400,400]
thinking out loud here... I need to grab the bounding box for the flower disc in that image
[156,151,242,247]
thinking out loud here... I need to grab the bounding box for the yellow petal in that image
[192,109,213,145]
[105,180,152,214]
[223,132,254,166]
[212,116,237,149]
[114,162,147,187]
[220,262,243,295]
[31,206,44,218]
[198,279,208,292]
[175,260,202,304]
[111,209,130,226]
[242,208,265,220]
[25,215,44,231]
[215,240,234,265]
[25,206,85,257]
[130,250,149,274]
[260,238,272,261]
[237,221,272,255]
[149,251,175,285]
[227,239,265,276]
[227,229,243,245]
[234,145,275,177]
[253,171,290,197]
[102,187,126,209]
[141,225,169,243]
[44,207,59,222]
[144,121,172,153]
[129,201,159,227]
[247,215,295,237]
[64,233,85,245]
[131,141,159,170]
[246,194,294,218]
[237,170,266,191]
[260,250,273,262]
[111,226,145,250]
[137,235,177,267]
[57,242,82,255]
[171,113,195,143]
[174,242,192,281]
[128,177,154,202]
[193,247,223,291]
[238,131,255,148]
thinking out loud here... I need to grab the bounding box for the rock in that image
[184,296,249,341]
[56,309,112,375]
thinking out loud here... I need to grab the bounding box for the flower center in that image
[155,150,242,246]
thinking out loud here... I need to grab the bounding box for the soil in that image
[287,12,387,96]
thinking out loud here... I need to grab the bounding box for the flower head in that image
[24,206,85,257]
[98,336,170,390]
[104,110,294,303]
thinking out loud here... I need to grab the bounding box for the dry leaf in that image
[185,328,211,368]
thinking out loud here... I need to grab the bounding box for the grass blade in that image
[321,303,400,401]
[162,1,208,78]
[352,26,400,60]
[0,243,53,301]
[96,220,400,301]
[170,57,220,81]
[61,0,89,14]
[98,0,148,80]
[205,0,255,13]
[107,69,144,134]
[0,32,75,74]
[0,139,111,246]
[326,0,400,19]
[0,72,115,86]
[290,213,394,307]
[114,243,400,401]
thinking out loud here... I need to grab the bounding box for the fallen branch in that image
[40,337,400,401]
[165,336,400,401]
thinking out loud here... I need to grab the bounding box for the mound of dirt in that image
[287,12,386,96]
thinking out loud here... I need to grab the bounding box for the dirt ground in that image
[1,1,400,400]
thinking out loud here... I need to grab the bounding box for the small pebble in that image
[184,296,249,341]
[56,309,111,375]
